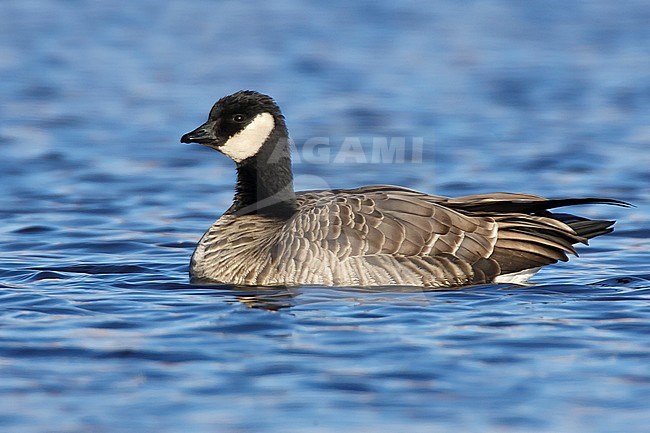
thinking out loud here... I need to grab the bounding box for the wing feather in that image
[278,186,498,285]
[270,185,619,286]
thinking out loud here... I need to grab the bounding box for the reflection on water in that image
[229,283,521,311]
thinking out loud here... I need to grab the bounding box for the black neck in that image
[229,133,297,218]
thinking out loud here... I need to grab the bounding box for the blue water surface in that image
[1,1,650,432]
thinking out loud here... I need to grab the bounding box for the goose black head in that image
[181,91,288,164]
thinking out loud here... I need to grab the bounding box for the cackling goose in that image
[180,91,627,288]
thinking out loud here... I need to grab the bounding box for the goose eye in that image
[232,114,245,122]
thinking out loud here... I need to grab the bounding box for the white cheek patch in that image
[219,112,275,163]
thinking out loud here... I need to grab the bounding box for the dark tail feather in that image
[550,212,616,241]
[531,198,631,211]
[452,197,632,214]
[568,219,616,241]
